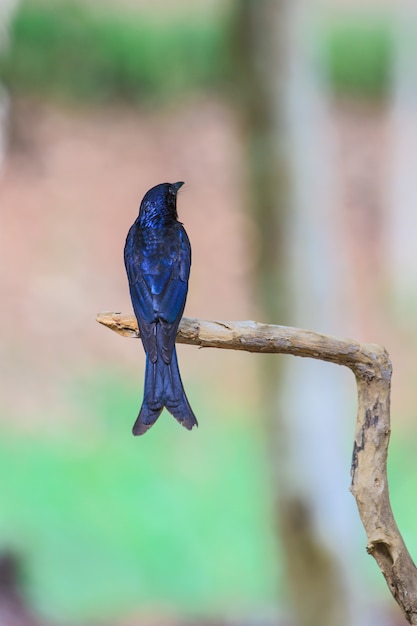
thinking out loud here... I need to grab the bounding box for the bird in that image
[124,181,198,436]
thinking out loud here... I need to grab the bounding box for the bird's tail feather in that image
[132,348,198,436]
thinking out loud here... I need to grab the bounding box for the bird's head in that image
[138,181,184,228]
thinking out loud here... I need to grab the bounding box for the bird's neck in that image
[138,202,177,229]
[139,213,177,229]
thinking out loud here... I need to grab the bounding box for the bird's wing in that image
[126,277,158,361]
[125,230,159,361]
[148,228,191,363]
[157,276,189,363]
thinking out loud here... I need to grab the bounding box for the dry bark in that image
[97,312,417,625]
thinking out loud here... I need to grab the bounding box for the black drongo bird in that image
[124,181,198,436]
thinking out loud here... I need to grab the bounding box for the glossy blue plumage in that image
[124,182,197,435]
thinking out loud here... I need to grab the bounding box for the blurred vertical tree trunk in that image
[233,2,357,625]
[234,0,291,325]
[0,0,16,173]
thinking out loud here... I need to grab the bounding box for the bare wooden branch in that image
[97,311,417,624]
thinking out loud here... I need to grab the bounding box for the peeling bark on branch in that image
[97,311,417,624]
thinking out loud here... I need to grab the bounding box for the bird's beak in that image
[172,181,184,193]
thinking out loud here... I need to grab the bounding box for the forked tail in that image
[132,347,198,436]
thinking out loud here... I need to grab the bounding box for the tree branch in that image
[97,311,417,624]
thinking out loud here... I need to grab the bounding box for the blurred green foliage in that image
[0,371,279,621]
[0,369,414,622]
[0,1,394,104]
[0,1,231,104]
[322,14,393,99]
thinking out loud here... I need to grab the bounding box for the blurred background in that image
[0,0,416,625]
